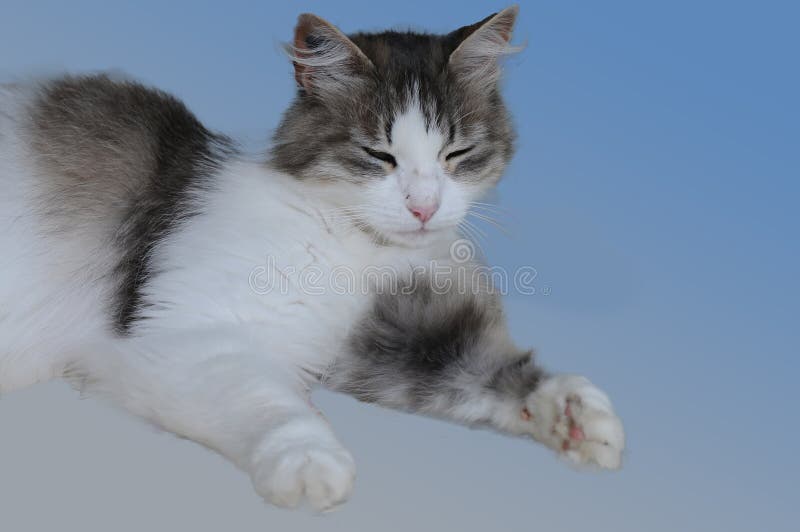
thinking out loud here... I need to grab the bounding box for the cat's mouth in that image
[394,227,430,235]
[384,226,449,247]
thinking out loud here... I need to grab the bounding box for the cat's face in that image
[272,7,519,247]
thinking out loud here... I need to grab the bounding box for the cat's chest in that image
[141,194,389,342]
[246,230,376,313]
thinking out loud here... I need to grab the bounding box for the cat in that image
[0,6,624,511]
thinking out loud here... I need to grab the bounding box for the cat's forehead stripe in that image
[390,98,446,164]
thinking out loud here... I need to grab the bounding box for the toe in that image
[580,441,622,469]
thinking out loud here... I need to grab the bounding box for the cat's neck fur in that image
[251,159,458,267]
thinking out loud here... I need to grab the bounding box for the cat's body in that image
[0,8,624,511]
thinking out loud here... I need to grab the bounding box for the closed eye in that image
[445,145,475,161]
[362,147,397,167]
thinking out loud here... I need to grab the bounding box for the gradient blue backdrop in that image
[1,1,797,531]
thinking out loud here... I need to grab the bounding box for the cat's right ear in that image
[287,13,373,97]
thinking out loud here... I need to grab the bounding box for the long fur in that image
[0,7,624,511]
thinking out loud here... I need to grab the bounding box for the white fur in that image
[0,80,623,510]
[526,375,625,469]
[0,84,467,509]
[361,98,480,247]
[0,84,114,392]
[250,417,356,511]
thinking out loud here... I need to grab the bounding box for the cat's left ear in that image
[288,13,374,97]
[448,5,521,87]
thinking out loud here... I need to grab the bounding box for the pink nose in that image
[408,202,439,224]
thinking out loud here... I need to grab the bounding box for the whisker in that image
[468,202,509,214]
[458,220,486,259]
[467,203,511,219]
[461,218,487,238]
[467,211,511,236]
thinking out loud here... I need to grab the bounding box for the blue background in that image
[1,1,797,530]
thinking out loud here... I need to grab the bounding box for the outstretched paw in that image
[251,442,356,512]
[525,375,625,469]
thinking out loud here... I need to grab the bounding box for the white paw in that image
[524,375,625,469]
[252,443,356,512]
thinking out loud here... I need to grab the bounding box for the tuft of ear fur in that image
[286,13,374,98]
[448,5,521,89]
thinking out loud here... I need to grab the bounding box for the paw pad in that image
[525,375,625,469]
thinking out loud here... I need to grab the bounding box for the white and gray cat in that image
[0,6,624,511]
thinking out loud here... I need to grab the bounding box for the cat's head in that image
[271,7,520,247]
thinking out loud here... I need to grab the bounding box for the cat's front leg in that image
[77,331,355,511]
[328,284,625,469]
[248,409,356,511]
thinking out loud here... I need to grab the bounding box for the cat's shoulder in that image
[2,72,237,234]
[23,73,233,175]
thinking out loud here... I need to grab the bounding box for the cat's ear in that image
[448,6,521,88]
[287,13,373,97]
